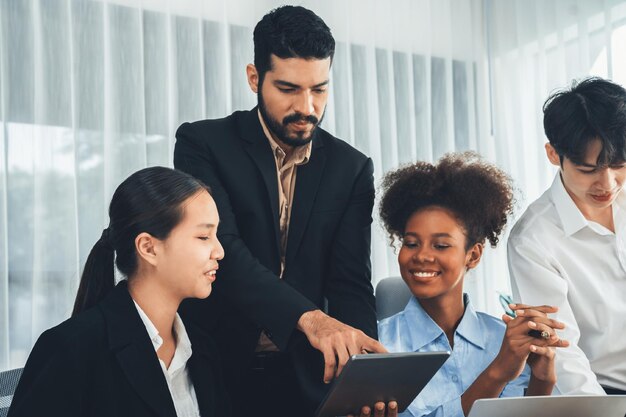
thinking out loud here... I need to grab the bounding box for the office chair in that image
[0,367,23,417]
[375,276,412,321]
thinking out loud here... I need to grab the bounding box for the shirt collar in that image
[550,173,591,236]
[133,300,161,349]
[403,294,486,351]
[132,300,193,373]
[551,173,625,236]
[455,294,487,349]
[257,110,311,166]
[169,313,193,373]
[614,192,626,234]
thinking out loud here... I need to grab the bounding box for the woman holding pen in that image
[377,153,570,417]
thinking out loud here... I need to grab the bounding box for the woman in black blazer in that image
[8,167,230,417]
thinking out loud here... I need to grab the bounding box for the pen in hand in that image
[527,329,551,340]
[498,293,553,340]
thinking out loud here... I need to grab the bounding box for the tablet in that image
[467,395,626,417]
[314,351,450,417]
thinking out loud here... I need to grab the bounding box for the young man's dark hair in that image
[543,77,626,166]
[253,5,335,83]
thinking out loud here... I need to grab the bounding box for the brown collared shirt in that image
[258,110,312,276]
[256,111,312,351]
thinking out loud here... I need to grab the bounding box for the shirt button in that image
[452,375,459,383]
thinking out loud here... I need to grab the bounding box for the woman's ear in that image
[135,232,159,267]
[466,242,484,270]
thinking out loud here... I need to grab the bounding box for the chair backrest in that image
[0,368,23,417]
[375,276,412,321]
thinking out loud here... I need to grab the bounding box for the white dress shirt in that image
[508,174,626,394]
[133,301,201,417]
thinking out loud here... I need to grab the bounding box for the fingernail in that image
[517,309,524,314]
[529,321,537,328]
[530,345,537,352]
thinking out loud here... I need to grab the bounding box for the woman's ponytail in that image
[70,167,210,317]
[71,228,115,316]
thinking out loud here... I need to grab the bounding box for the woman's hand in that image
[346,401,398,417]
[460,305,567,414]
[509,304,569,349]
[510,304,569,386]
[490,305,568,383]
[527,345,556,383]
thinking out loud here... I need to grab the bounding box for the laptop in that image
[468,395,626,417]
[315,352,450,417]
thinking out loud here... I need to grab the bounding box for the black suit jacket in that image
[8,281,230,417]
[174,108,377,412]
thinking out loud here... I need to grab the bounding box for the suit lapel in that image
[100,282,177,417]
[287,135,326,262]
[115,341,177,417]
[186,326,218,417]
[239,109,282,253]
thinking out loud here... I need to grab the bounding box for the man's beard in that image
[257,89,324,148]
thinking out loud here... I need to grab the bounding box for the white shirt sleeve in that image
[507,236,605,395]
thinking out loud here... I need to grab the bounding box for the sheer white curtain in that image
[2,0,486,369]
[485,0,626,306]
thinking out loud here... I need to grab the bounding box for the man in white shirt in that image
[508,77,626,395]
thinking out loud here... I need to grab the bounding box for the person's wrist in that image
[297,309,323,333]
[527,374,556,396]
[531,368,557,385]
[486,359,512,385]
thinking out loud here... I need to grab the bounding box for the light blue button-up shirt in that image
[378,294,530,417]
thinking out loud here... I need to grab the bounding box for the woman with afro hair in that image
[377,152,569,417]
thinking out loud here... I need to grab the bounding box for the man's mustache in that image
[283,113,319,125]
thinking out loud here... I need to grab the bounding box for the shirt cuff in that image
[402,397,463,417]
[440,397,464,417]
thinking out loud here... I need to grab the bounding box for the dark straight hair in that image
[72,166,210,316]
[543,77,626,166]
[253,5,335,83]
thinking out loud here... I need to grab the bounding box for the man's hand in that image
[297,309,387,383]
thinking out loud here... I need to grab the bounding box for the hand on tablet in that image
[297,309,387,383]
[346,401,398,417]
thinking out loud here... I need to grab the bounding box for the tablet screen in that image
[315,351,450,417]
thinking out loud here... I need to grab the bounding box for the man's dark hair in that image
[253,5,335,82]
[543,77,626,166]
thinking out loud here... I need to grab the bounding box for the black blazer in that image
[174,108,377,412]
[8,281,230,417]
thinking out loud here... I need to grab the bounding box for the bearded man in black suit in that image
[174,6,388,417]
